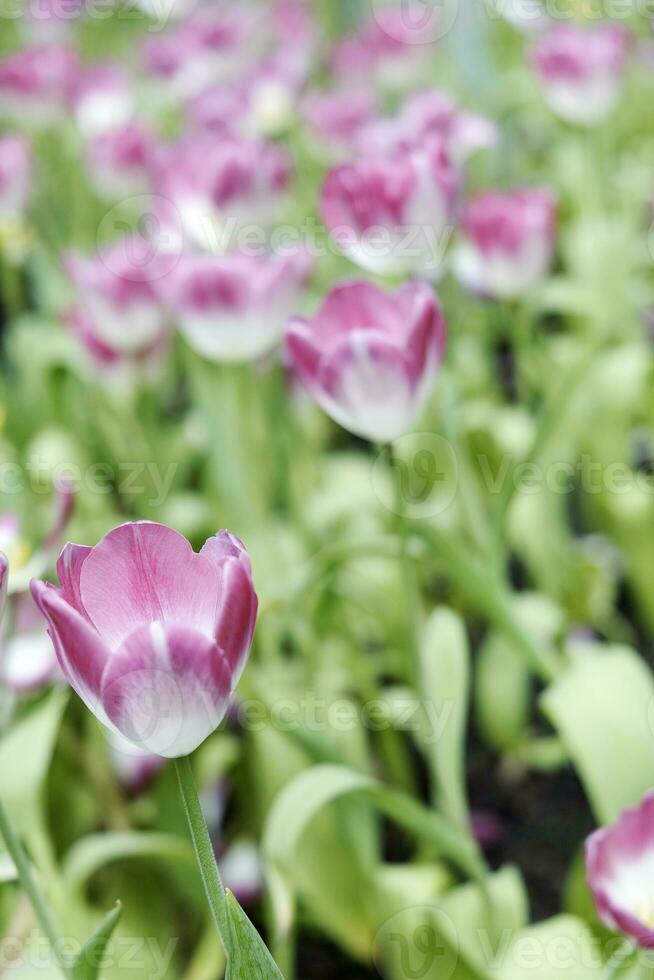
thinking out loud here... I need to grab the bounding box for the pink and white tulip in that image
[1,592,59,693]
[302,88,377,161]
[31,522,258,758]
[0,136,32,223]
[285,280,445,443]
[321,146,457,279]
[152,135,291,253]
[586,791,654,948]
[83,123,155,201]
[163,250,311,362]
[531,23,631,127]
[453,187,556,300]
[0,45,79,128]
[64,237,171,360]
[357,89,498,167]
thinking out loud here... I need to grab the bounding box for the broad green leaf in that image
[62,832,194,890]
[375,866,528,980]
[0,689,68,832]
[476,634,530,751]
[496,916,602,978]
[71,902,123,980]
[419,609,469,828]
[264,765,481,883]
[541,645,654,822]
[225,891,284,980]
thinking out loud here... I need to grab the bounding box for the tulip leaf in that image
[62,832,195,890]
[496,916,602,978]
[71,902,123,980]
[224,890,284,980]
[0,689,68,832]
[541,645,654,823]
[264,765,481,882]
[419,608,470,829]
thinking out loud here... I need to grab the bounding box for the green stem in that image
[0,800,72,978]
[175,757,230,953]
[388,443,423,682]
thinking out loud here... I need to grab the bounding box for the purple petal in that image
[213,558,258,684]
[56,542,93,618]
[79,522,221,649]
[30,579,109,716]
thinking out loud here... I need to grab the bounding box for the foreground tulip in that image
[286,280,445,443]
[321,146,457,279]
[453,187,556,300]
[0,135,32,223]
[31,522,258,757]
[586,791,654,948]
[164,250,311,362]
[531,22,631,127]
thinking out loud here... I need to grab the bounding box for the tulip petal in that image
[56,542,93,618]
[101,621,233,758]
[213,558,258,683]
[79,521,221,649]
[30,580,109,718]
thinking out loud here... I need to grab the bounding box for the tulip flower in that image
[302,88,377,161]
[285,280,445,443]
[0,135,32,223]
[0,45,79,128]
[152,134,291,253]
[31,522,258,758]
[83,122,155,201]
[163,250,311,362]
[453,187,556,300]
[321,146,457,279]
[64,237,171,360]
[1,593,59,693]
[357,89,498,166]
[531,22,631,127]
[586,791,654,948]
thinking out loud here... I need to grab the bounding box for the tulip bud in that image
[453,187,556,300]
[0,44,79,129]
[163,250,311,362]
[31,522,258,758]
[285,280,446,444]
[321,146,457,279]
[531,22,631,127]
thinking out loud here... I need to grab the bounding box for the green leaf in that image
[541,645,654,823]
[224,891,284,980]
[62,832,194,890]
[419,608,470,828]
[498,916,602,978]
[71,902,123,980]
[264,765,481,882]
[0,689,68,832]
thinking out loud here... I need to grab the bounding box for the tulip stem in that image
[175,757,230,952]
[0,800,72,978]
[603,942,638,979]
[388,444,423,682]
